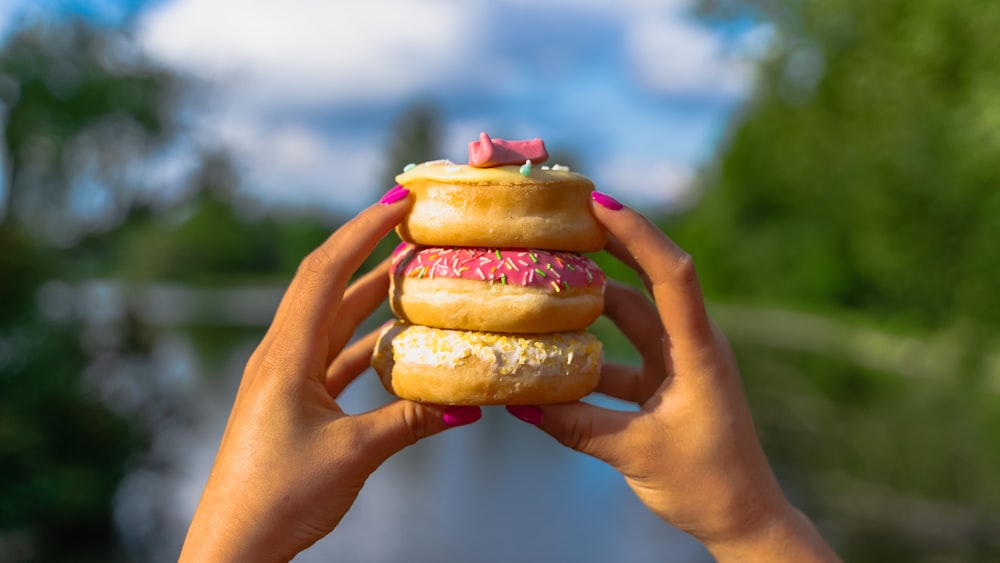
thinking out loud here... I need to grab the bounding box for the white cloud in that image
[625,14,752,98]
[209,114,386,211]
[133,0,749,212]
[138,0,481,108]
[593,154,696,210]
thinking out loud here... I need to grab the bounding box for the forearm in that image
[704,507,841,563]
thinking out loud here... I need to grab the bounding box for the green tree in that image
[0,20,180,240]
[676,0,1000,560]
[0,20,180,560]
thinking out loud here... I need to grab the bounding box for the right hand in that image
[508,193,841,563]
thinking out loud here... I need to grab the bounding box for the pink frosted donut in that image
[390,244,606,334]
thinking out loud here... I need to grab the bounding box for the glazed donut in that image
[389,244,606,334]
[371,321,602,405]
[394,160,606,252]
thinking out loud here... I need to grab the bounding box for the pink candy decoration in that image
[468,132,549,168]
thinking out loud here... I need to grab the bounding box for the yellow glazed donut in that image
[394,160,606,252]
[371,321,603,406]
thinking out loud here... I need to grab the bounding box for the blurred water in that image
[61,281,713,561]
[110,333,713,562]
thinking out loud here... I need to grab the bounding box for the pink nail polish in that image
[591,191,623,211]
[443,406,482,427]
[505,405,543,425]
[379,185,409,205]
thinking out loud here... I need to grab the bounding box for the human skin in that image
[178,188,481,562]
[507,192,841,563]
[179,186,839,562]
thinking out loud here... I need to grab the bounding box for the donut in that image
[394,160,606,252]
[373,133,608,406]
[389,244,606,334]
[371,321,602,405]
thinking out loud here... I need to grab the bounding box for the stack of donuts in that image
[372,133,608,405]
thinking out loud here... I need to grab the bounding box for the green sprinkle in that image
[519,160,532,176]
[500,274,507,284]
[530,252,539,263]
[566,264,576,271]
[563,281,570,291]
[495,249,502,260]
[403,163,416,172]
[534,268,547,278]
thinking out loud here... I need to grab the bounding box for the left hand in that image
[179,191,481,562]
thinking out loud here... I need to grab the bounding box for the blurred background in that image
[2,0,999,561]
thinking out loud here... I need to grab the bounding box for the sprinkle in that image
[495,249,502,260]
[475,267,486,280]
[550,280,561,292]
[506,258,519,271]
[534,268,547,278]
[520,160,532,176]
[403,163,416,172]
[500,274,507,284]
[518,259,530,267]
[529,252,539,263]
[563,281,570,291]
[566,264,576,272]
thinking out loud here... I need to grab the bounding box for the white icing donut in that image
[372,321,602,406]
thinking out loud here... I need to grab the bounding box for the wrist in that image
[702,504,841,563]
[179,481,300,563]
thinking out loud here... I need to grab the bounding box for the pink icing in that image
[392,244,605,291]
[468,132,549,168]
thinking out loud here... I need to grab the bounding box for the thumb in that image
[513,402,634,467]
[354,401,482,463]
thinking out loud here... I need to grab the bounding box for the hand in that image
[179,187,481,562]
[508,192,840,562]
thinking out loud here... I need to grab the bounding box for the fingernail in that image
[505,405,543,425]
[591,191,623,211]
[379,185,409,205]
[443,406,482,427]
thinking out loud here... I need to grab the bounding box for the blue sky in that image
[1,0,770,214]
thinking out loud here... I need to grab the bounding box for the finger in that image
[325,258,392,366]
[325,328,381,398]
[352,401,481,465]
[595,362,647,403]
[265,193,411,380]
[514,402,634,469]
[591,195,714,350]
[604,234,653,295]
[603,280,665,363]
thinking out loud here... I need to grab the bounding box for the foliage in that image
[0,20,178,561]
[0,225,140,562]
[674,0,1000,560]
[0,19,180,240]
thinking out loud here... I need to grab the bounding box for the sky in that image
[1,0,770,214]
